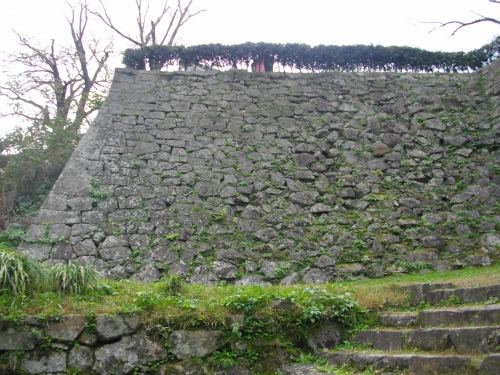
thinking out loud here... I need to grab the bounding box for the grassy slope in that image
[1,262,499,321]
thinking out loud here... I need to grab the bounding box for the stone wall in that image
[18,64,500,283]
[0,315,224,374]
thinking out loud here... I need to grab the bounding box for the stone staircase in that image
[284,283,500,375]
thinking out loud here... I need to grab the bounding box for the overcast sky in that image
[0,0,499,134]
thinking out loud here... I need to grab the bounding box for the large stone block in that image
[0,324,39,350]
[479,354,500,375]
[307,324,341,351]
[405,328,451,351]
[448,327,500,353]
[19,351,66,374]
[96,314,140,341]
[93,333,167,375]
[45,316,87,342]
[409,355,472,375]
[68,345,95,372]
[355,330,403,351]
[167,330,223,360]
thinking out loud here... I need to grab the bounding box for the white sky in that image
[0,0,499,135]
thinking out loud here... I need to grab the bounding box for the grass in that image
[1,258,498,321]
[0,250,44,294]
[336,263,500,309]
[0,250,99,298]
[51,263,99,294]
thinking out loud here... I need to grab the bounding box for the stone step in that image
[324,351,500,375]
[420,304,500,327]
[379,312,418,327]
[282,364,328,375]
[355,326,500,353]
[379,304,500,328]
[406,282,455,304]
[425,284,500,305]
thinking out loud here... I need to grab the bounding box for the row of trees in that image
[122,39,500,73]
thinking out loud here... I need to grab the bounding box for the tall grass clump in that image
[50,263,99,294]
[0,250,44,295]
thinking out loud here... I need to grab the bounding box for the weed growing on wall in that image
[88,178,109,206]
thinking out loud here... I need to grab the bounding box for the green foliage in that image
[485,296,500,305]
[274,265,292,279]
[223,286,367,328]
[88,178,109,205]
[396,261,434,274]
[352,239,367,252]
[0,250,44,295]
[123,38,500,72]
[417,300,431,310]
[439,294,461,307]
[211,208,227,222]
[1,119,81,217]
[212,349,237,369]
[0,224,26,250]
[223,288,266,312]
[163,233,179,241]
[15,184,51,217]
[65,367,82,375]
[292,352,328,366]
[50,263,99,294]
[294,287,367,327]
[301,301,327,323]
[134,291,163,311]
[162,275,183,295]
[24,223,63,245]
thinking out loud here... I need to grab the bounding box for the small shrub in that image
[223,288,266,312]
[274,265,292,279]
[50,263,99,294]
[352,239,367,252]
[163,275,183,295]
[439,295,461,307]
[212,349,237,369]
[133,291,163,311]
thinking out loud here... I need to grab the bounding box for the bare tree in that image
[90,0,206,47]
[425,0,500,36]
[0,1,111,133]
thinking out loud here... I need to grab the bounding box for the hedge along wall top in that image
[122,38,500,72]
[16,57,500,284]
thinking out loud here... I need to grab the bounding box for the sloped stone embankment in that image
[18,60,500,283]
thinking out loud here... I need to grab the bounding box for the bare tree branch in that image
[422,0,500,36]
[0,1,110,132]
[167,0,205,46]
[89,0,142,46]
[90,0,205,48]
